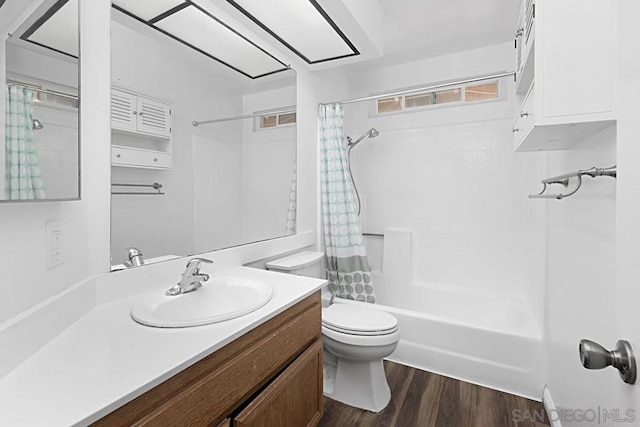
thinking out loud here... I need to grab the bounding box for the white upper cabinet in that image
[110,89,172,138]
[110,87,173,170]
[513,0,616,152]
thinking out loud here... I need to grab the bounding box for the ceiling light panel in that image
[111,0,185,21]
[25,0,79,57]
[227,0,358,63]
[155,5,285,78]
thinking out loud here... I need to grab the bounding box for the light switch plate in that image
[45,220,64,269]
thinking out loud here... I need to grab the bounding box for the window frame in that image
[254,108,297,131]
[373,79,501,116]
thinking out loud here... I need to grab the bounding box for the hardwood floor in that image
[319,361,549,427]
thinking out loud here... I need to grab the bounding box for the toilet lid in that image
[322,304,398,334]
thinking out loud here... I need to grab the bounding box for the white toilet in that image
[266,251,400,413]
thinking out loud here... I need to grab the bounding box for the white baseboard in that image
[543,386,562,427]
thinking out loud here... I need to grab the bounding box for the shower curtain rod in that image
[192,107,296,127]
[6,79,78,100]
[320,71,515,106]
[192,71,514,126]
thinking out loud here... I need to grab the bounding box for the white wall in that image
[0,0,111,324]
[241,86,296,243]
[339,43,546,323]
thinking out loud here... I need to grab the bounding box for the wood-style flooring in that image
[319,361,549,427]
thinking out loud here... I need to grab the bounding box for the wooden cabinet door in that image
[110,89,137,132]
[234,339,323,427]
[136,96,171,137]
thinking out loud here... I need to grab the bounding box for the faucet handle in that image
[185,257,213,273]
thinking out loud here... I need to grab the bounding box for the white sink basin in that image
[131,276,273,328]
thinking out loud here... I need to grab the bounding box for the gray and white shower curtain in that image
[319,103,375,303]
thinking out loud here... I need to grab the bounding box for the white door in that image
[613,0,640,419]
[591,1,640,423]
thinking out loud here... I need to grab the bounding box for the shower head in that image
[347,128,379,148]
[32,119,44,130]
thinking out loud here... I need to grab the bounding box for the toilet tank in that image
[266,251,324,278]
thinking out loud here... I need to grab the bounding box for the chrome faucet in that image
[166,258,213,296]
[124,247,144,268]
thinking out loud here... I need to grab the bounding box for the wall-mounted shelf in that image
[110,86,173,170]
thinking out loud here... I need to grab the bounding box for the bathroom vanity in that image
[0,263,325,426]
[95,293,323,426]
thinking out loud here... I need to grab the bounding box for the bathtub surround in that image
[319,103,375,303]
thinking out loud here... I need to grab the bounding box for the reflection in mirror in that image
[2,0,80,202]
[110,6,296,268]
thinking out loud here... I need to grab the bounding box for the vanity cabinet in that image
[513,0,616,152]
[94,293,323,427]
[111,88,173,170]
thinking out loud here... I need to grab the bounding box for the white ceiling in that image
[375,0,518,64]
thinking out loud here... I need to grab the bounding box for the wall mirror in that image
[110,2,296,268]
[1,0,80,202]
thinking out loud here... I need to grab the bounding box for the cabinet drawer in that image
[112,146,171,170]
[235,339,323,427]
[134,299,321,426]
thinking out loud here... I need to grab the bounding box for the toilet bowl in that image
[321,303,399,412]
[266,251,400,413]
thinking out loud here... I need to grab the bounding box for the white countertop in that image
[0,266,325,426]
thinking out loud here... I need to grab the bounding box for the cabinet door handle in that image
[520,111,529,118]
[116,153,121,158]
[153,157,158,162]
[139,112,144,116]
[512,127,520,133]
[132,111,137,115]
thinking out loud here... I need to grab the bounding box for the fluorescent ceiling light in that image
[155,5,285,78]
[23,0,79,58]
[111,0,185,21]
[111,1,288,79]
[227,0,358,63]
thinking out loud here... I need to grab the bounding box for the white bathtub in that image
[333,283,545,400]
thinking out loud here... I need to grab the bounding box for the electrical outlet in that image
[45,220,64,269]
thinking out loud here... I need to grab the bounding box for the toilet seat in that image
[322,304,400,346]
[322,303,398,333]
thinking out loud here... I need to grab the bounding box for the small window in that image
[405,93,432,109]
[465,81,498,102]
[257,110,296,130]
[278,112,296,125]
[434,88,462,104]
[260,115,277,128]
[375,78,501,115]
[377,97,402,113]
